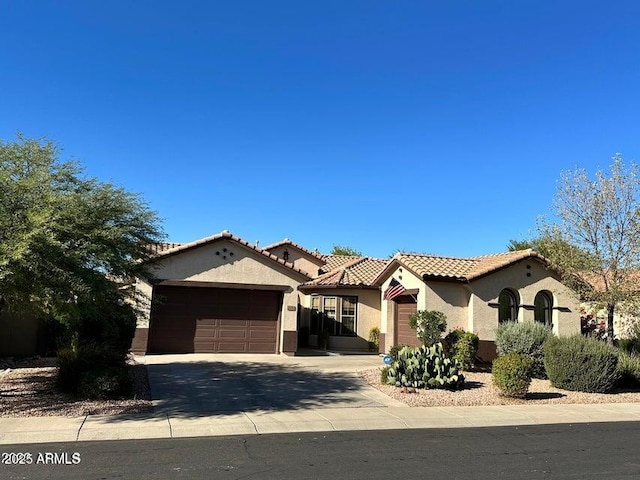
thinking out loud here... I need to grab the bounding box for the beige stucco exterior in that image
[299,288,381,351]
[468,259,581,341]
[266,245,324,277]
[135,238,307,354]
[131,234,584,358]
[378,258,581,354]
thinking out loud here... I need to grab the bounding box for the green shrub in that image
[544,335,621,393]
[386,343,464,390]
[492,353,533,398]
[617,338,640,355]
[368,327,380,352]
[408,310,447,346]
[495,321,553,379]
[444,328,479,370]
[57,341,130,397]
[380,365,391,385]
[617,351,640,387]
[78,366,132,400]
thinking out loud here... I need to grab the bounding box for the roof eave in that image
[298,284,380,292]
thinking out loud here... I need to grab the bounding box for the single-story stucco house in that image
[130,230,582,360]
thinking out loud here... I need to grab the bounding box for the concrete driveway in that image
[144,353,404,415]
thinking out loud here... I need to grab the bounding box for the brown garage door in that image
[394,294,421,347]
[148,286,281,354]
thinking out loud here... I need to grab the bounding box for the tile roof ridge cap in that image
[321,256,367,274]
[156,231,311,278]
[472,249,535,259]
[261,238,324,258]
[399,252,478,261]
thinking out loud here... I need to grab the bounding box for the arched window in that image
[498,289,518,323]
[534,291,553,326]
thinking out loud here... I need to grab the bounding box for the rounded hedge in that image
[492,353,533,398]
[495,321,552,379]
[543,335,620,393]
[444,329,479,370]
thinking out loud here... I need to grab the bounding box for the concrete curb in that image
[2,403,640,445]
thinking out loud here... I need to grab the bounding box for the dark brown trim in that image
[282,330,297,353]
[488,302,500,308]
[298,284,379,292]
[402,288,420,296]
[130,327,149,354]
[422,274,467,283]
[154,280,293,292]
[522,304,535,310]
[553,306,572,312]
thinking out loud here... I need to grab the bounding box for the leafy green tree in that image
[539,156,640,343]
[0,134,164,352]
[408,310,447,346]
[330,244,362,256]
[507,236,596,267]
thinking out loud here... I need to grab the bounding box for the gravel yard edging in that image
[360,367,640,407]
[0,357,153,417]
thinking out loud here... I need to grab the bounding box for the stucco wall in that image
[378,259,581,353]
[300,288,380,351]
[135,239,306,353]
[423,281,471,332]
[267,245,324,277]
[469,259,581,341]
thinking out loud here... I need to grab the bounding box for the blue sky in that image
[2,1,639,258]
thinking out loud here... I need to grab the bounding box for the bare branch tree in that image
[539,155,640,343]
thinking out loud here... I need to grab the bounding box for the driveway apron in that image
[145,354,398,415]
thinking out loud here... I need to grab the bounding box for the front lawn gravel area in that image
[0,357,152,417]
[360,368,640,406]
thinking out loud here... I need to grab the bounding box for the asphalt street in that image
[2,422,640,480]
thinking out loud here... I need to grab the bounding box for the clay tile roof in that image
[320,255,364,273]
[302,257,389,288]
[467,250,541,280]
[262,238,325,260]
[390,249,543,282]
[151,231,311,278]
[148,242,184,255]
[396,253,478,280]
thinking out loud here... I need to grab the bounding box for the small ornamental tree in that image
[408,310,447,346]
[538,156,640,343]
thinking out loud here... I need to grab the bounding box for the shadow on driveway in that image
[147,360,384,417]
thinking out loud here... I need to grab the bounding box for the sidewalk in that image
[2,402,640,445]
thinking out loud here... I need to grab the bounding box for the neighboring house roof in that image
[262,238,325,261]
[320,255,364,273]
[301,257,389,289]
[374,249,546,284]
[151,231,312,279]
[575,269,640,293]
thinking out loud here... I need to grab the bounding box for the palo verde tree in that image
[0,134,165,353]
[330,244,362,256]
[539,155,640,343]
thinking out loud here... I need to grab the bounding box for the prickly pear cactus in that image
[385,342,465,390]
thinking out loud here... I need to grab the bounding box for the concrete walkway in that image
[2,353,640,445]
[2,403,640,445]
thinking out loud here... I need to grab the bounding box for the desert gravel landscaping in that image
[0,357,152,417]
[360,368,640,407]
